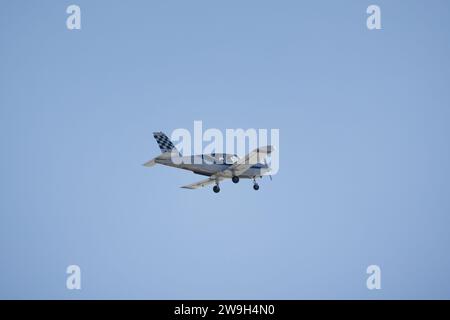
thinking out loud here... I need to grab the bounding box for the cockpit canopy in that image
[202,153,240,164]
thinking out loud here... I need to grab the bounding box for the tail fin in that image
[153,132,178,154]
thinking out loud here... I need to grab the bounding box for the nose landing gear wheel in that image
[253,183,259,191]
[232,176,239,184]
[213,185,220,193]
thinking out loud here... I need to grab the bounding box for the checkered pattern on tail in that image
[153,132,176,153]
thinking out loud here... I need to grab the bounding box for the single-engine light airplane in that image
[143,132,274,193]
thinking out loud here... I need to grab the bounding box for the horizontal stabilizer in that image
[142,158,157,167]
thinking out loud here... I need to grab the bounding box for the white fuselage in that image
[155,154,270,179]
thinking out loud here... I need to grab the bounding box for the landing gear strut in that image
[232,176,239,184]
[213,185,220,193]
[252,178,259,191]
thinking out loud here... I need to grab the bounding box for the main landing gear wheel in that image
[213,185,220,193]
[232,176,240,184]
[252,177,260,191]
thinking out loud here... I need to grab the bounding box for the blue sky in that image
[1,0,450,299]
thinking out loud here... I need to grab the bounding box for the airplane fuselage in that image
[155,154,270,179]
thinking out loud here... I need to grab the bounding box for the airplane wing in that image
[216,145,274,177]
[181,176,224,189]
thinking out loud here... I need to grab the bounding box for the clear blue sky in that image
[1,0,450,299]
